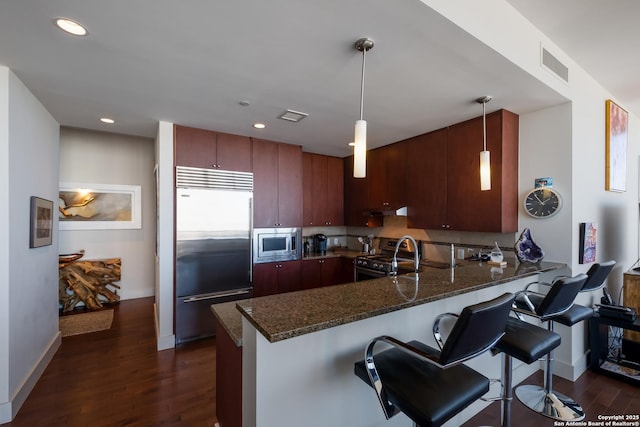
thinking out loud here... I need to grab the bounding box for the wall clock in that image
[523,187,562,218]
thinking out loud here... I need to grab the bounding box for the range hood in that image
[362,206,408,217]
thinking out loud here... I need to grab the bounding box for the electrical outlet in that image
[457,249,465,259]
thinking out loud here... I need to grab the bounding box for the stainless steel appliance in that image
[175,166,253,344]
[354,237,421,281]
[253,227,301,264]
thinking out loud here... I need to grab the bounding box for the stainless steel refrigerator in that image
[175,166,253,344]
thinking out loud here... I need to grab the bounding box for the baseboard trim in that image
[0,331,61,423]
[153,302,175,351]
[554,351,588,381]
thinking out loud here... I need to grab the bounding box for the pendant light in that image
[477,96,492,191]
[353,38,374,178]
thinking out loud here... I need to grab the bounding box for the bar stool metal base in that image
[515,384,585,422]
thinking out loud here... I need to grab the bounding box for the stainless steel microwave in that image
[253,227,302,264]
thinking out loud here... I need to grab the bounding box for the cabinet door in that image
[174,125,217,168]
[277,260,302,294]
[326,156,344,226]
[301,259,323,290]
[321,257,344,287]
[311,154,328,225]
[216,131,252,172]
[406,129,448,229]
[252,139,279,228]
[276,143,303,227]
[252,263,279,298]
[344,156,381,227]
[302,153,315,226]
[367,144,407,210]
[447,110,517,232]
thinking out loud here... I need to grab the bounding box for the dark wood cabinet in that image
[406,110,518,233]
[303,153,344,226]
[252,260,301,297]
[406,128,448,229]
[252,139,303,228]
[343,156,383,227]
[446,110,518,232]
[368,143,407,210]
[174,125,251,172]
[301,257,352,290]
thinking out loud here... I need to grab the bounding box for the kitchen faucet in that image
[391,235,420,276]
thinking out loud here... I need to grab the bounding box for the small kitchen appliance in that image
[312,234,327,255]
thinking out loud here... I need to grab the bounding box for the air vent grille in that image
[176,166,253,191]
[542,47,569,83]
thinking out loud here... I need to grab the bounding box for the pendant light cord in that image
[359,48,366,121]
[482,100,487,151]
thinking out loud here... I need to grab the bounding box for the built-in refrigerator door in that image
[176,187,252,297]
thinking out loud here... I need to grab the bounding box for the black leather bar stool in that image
[511,273,588,422]
[489,316,562,427]
[552,260,615,328]
[353,292,515,427]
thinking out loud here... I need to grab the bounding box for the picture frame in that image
[59,183,141,230]
[605,99,628,192]
[578,222,597,264]
[30,196,54,248]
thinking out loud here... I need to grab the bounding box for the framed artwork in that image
[30,196,53,248]
[59,183,141,230]
[578,222,597,264]
[605,99,628,192]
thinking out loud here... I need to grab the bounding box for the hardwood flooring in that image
[3,297,639,426]
[1,297,218,427]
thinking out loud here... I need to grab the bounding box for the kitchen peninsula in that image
[214,260,565,427]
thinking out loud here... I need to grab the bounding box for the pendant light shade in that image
[353,38,374,178]
[477,96,492,191]
[353,119,367,178]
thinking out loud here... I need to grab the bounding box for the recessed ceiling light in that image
[55,18,88,36]
[100,117,115,124]
[253,123,266,129]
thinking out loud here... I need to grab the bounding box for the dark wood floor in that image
[1,297,218,427]
[2,297,638,426]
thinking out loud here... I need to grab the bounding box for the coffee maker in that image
[312,234,327,255]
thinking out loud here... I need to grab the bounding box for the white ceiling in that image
[0,0,636,158]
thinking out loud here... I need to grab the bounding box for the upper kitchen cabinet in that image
[253,138,303,228]
[303,153,344,226]
[174,125,251,172]
[367,143,407,211]
[446,109,518,232]
[343,156,383,227]
[406,128,448,229]
[410,110,517,232]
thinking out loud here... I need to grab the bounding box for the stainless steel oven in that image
[354,237,421,282]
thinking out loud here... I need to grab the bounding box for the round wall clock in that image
[523,187,562,218]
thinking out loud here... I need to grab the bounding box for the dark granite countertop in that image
[237,260,565,343]
[303,248,364,260]
[210,301,244,347]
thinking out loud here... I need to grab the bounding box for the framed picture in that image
[578,222,597,264]
[605,99,628,192]
[59,183,141,230]
[30,196,53,248]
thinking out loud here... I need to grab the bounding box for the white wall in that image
[58,127,156,301]
[154,121,175,350]
[0,67,61,423]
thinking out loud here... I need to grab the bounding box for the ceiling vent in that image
[541,46,569,83]
[278,109,308,122]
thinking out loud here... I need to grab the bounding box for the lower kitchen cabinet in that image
[301,257,355,290]
[252,261,302,297]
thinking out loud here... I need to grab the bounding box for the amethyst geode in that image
[514,228,545,263]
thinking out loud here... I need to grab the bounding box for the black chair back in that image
[439,292,515,366]
[535,274,587,319]
[581,260,615,292]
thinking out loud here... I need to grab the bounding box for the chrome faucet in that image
[391,235,420,276]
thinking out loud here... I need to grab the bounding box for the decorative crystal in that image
[514,228,545,263]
